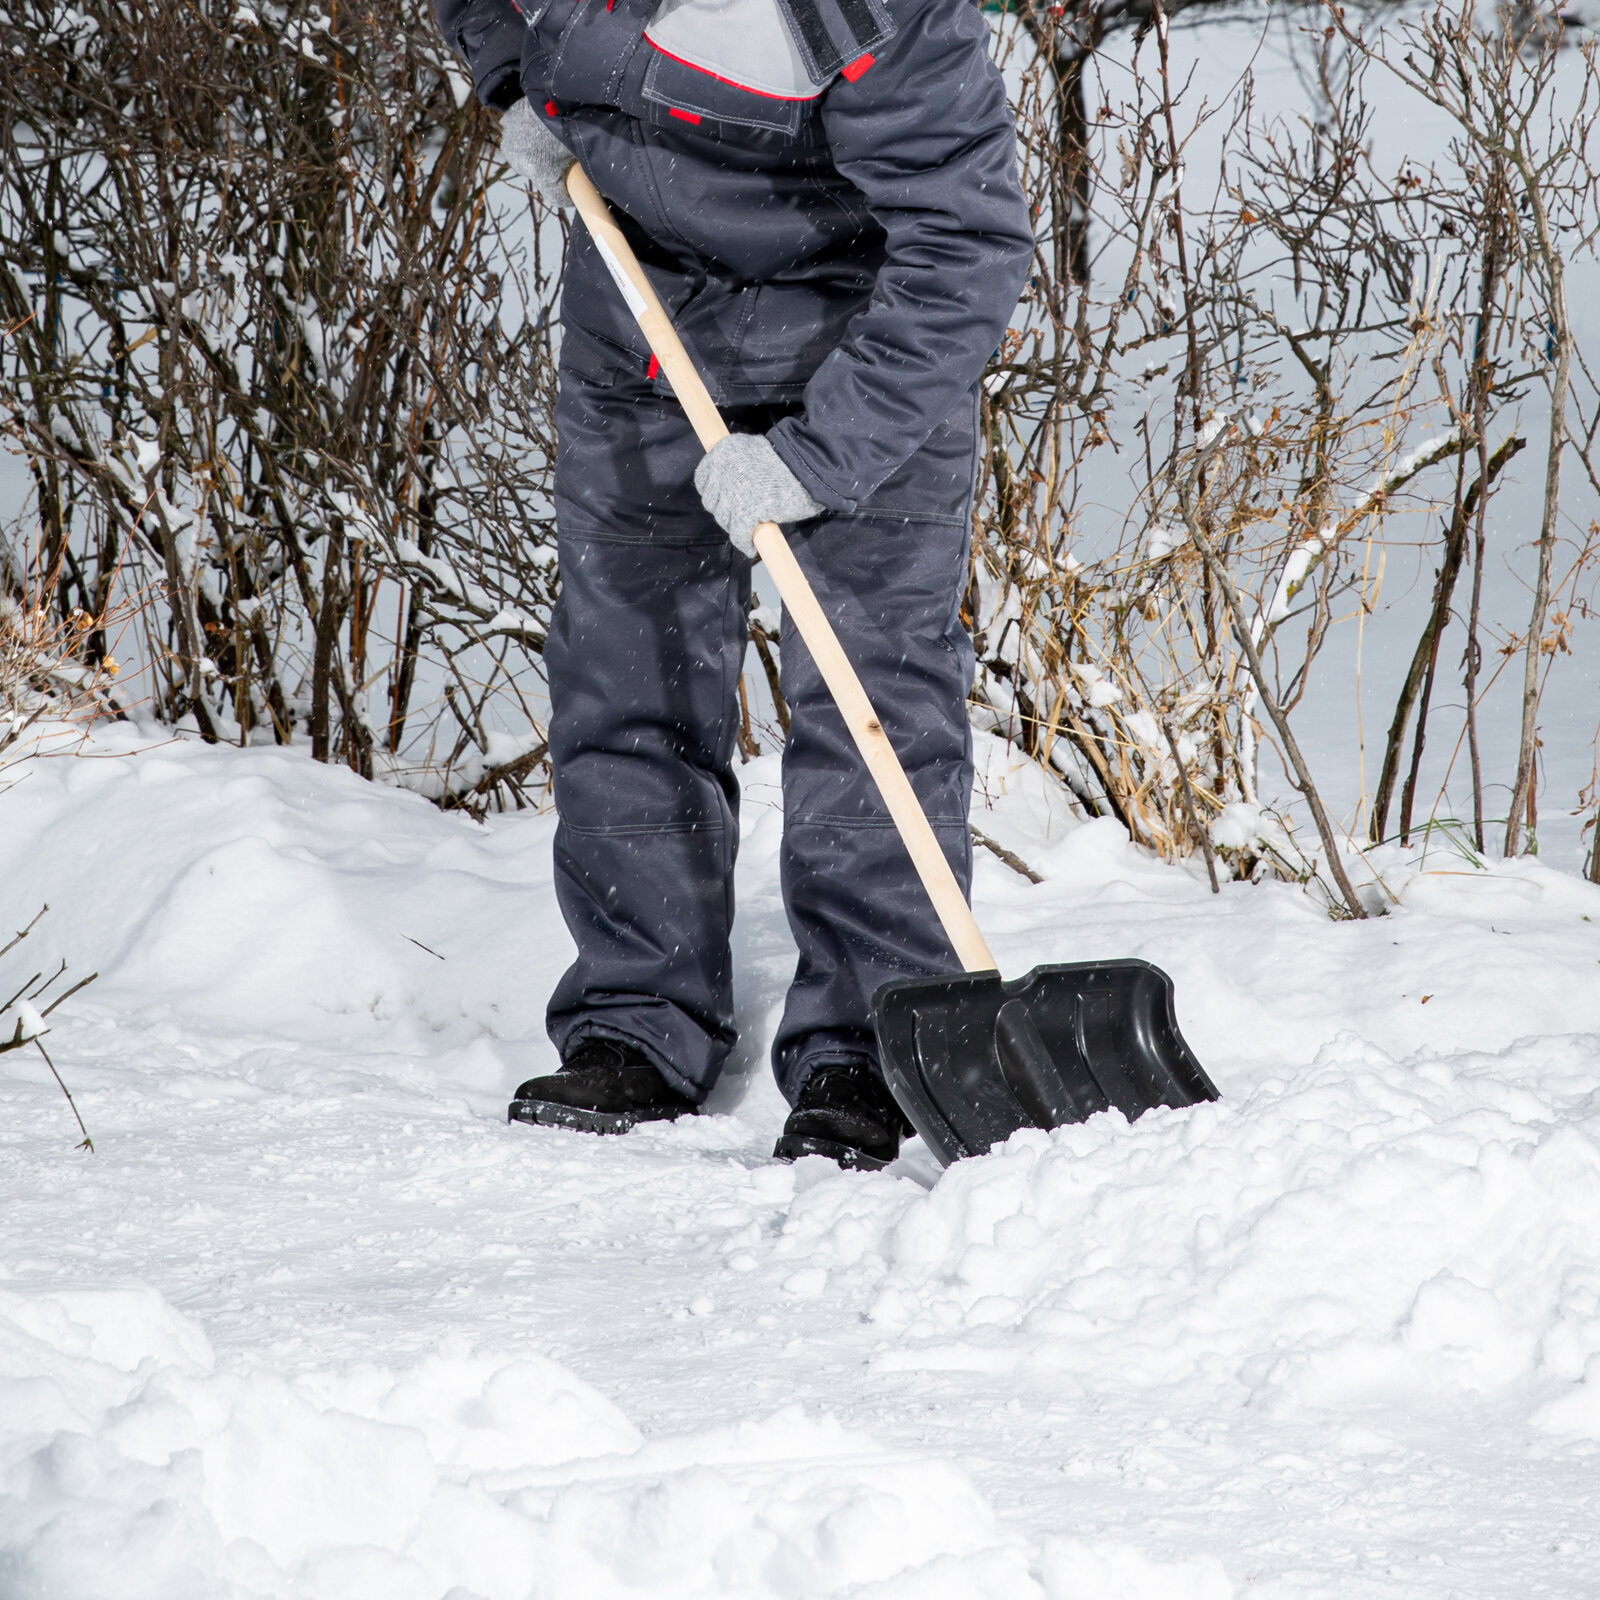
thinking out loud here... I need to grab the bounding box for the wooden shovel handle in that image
[564,162,998,975]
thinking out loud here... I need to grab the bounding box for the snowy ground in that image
[3,726,1600,1598]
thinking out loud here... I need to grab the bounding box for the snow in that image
[1144,524,1187,562]
[3,728,1600,1596]
[0,1288,1029,1599]
[11,999,45,1043]
[1261,531,1326,629]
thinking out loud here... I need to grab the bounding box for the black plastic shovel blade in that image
[873,959,1217,1167]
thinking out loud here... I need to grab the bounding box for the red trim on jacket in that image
[644,37,820,103]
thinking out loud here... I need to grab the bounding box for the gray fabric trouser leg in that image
[544,356,977,1105]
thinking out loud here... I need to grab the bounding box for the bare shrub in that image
[0,906,96,1150]
[1,524,135,763]
[0,0,561,804]
[969,0,1600,906]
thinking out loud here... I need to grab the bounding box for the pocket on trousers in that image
[558,320,641,390]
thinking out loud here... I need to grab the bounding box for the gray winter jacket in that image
[436,0,1033,511]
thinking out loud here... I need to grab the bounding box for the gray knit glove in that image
[694,434,825,560]
[500,97,574,211]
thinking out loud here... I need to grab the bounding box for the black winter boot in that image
[773,1061,913,1172]
[508,1037,696,1134]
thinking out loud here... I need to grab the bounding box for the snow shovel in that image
[564,164,1218,1167]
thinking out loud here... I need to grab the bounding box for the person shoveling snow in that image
[438,0,1037,1169]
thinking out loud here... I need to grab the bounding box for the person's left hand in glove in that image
[693,433,825,561]
[500,97,575,211]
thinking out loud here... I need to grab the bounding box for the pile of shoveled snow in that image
[0,1280,1226,1599]
[775,1034,1600,1408]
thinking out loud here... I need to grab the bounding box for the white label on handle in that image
[592,230,648,320]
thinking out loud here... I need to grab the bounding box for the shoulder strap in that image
[774,0,896,83]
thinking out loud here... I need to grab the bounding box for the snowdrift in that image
[2,728,1599,1596]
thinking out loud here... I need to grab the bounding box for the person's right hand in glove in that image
[500,97,574,211]
[694,434,825,562]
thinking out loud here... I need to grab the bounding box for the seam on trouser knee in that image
[785,813,968,828]
[558,820,729,838]
[554,510,726,549]
[838,510,969,526]
[555,529,727,550]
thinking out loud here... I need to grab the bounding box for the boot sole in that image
[772,1133,891,1172]
[508,1098,693,1135]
